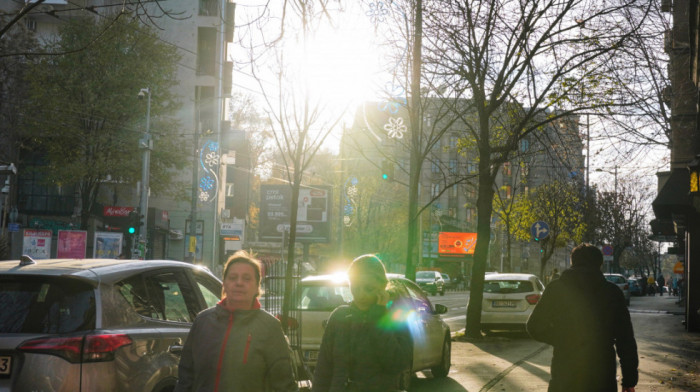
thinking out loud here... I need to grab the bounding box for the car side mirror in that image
[433,303,448,314]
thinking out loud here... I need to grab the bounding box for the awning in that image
[652,168,695,220]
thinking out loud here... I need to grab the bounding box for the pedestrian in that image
[174,250,298,392]
[527,243,638,392]
[548,268,560,285]
[657,274,666,296]
[647,275,656,296]
[312,254,412,392]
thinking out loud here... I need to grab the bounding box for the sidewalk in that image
[409,294,700,391]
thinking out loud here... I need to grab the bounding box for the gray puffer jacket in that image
[174,301,298,392]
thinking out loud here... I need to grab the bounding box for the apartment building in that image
[0,0,243,268]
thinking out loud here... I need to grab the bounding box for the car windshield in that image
[0,277,96,333]
[297,284,353,311]
[484,280,534,294]
[416,271,435,279]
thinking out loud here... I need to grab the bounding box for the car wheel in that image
[440,287,445,296]
[431,336,451,378]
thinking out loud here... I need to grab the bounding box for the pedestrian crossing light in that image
[127,209,140,236]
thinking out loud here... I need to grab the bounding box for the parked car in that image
[0,256,223,392]
[478,273,545,333]
[604,273,631,306]
[441,273,454,289]
[415,270,445,296]
[628,278,643,296]
[293,273,451,390]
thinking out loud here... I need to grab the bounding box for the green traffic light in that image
[128,227,136,234]
[382,173,388,180]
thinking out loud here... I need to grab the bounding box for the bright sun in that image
[281,13,388,118]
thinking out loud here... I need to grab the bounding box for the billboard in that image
[93,232,123,259]
[438,232,477,256]
[57,230,88,259]
[23,229,52,259]
[259,184,331,242]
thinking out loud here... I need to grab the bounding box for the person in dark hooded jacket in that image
[527,243,638,392]
[312,254,412,392]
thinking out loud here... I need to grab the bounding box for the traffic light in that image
[127,209,141,236]
[381,160,394,180]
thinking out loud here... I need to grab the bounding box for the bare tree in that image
[422,0,651,338]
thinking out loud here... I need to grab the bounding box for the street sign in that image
[530,221,549,240]
[673,261,684,274]
[602,245,613,256]
[7,223,19,232]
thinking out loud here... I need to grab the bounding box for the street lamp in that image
[137,88,152,258]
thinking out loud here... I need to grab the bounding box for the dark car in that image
[0,256,222,392]
[628,278,643,296]
[415,270,445,296]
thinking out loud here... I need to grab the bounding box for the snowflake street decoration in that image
[199,190,210,202]
[346,185,358,198]
[344,215,352,227]
[205,151,219,166]
[377,83,407,114]
[200,176,214,191]
[384,117,407,139]
[366,1,389,24]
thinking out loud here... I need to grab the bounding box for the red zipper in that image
[243,333,252,364]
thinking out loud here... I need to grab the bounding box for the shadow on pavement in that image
[409,377,469,392]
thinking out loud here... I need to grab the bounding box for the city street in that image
[410,291,700,391]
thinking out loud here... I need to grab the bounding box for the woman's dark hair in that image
[221,250,263,298]
[570,243,603,268]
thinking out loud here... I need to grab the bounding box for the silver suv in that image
[0,256,222,392]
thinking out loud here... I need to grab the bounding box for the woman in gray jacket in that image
[175,251,298,392]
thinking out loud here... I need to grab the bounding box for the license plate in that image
[303,350,319,361]
[492,300,517,308]
[0,355,11,376]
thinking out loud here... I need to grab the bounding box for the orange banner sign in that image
[438,232,477,256]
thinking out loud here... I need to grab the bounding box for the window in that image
[297,284,352,311]
[197,27,217,76]
[449,159,458,174]
[431,162,440,173]
[484,280,534,294]
[193,271,221,308]
[520,139,530,152]
[466,208,476,222]
[199,0,219,16]
[450,135,458,149]
[119,271,199,323]
[0,278,95,333]
[449,185,457,198]
[432,183,440,197]
[467,161,478,174]
[503,162,512,176]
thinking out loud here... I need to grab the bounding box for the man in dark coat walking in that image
[527,243,638,392]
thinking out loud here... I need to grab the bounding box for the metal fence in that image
[261,260,313,384]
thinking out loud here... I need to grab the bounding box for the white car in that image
[479,273,545,333]
[294,273,451,389]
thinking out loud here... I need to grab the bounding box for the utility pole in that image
[189,90,201,263]
[138,87,152,258]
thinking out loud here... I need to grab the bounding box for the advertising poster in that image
[93,231,123,259]
[259,184,331,242]
[438,232,478,256]
[22,229,53,259]
[57,230,88,259]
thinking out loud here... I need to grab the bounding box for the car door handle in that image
[169,344,184,355]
